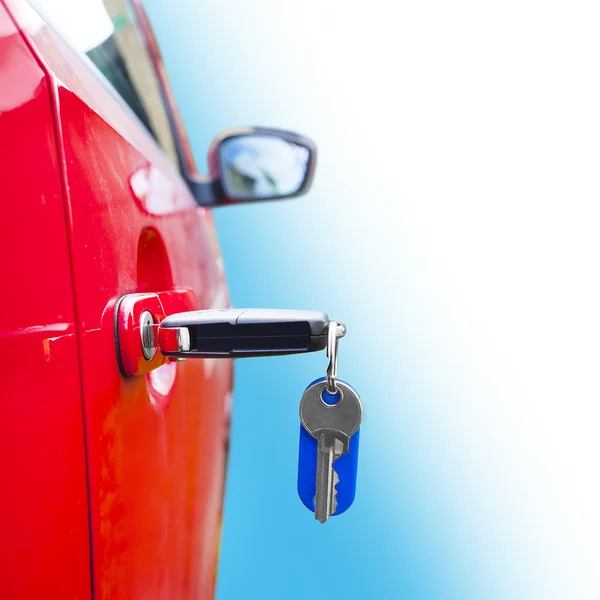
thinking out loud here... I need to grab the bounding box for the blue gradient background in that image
[144,2,600,599]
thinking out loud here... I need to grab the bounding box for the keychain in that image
[116,305,361,522]
[297,322,363,523]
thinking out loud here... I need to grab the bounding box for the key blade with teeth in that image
[315,434,344,523]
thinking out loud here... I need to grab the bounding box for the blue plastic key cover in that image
[297,376,361,516]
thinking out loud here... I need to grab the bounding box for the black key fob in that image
[158,308,330,358]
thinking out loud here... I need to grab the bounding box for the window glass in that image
[32,0,179,166]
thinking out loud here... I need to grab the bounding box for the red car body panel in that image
[0,5,92,597]
[1,0,232,597]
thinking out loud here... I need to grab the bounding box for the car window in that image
[32,0,179,167]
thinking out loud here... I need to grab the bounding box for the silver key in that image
[300,379,362,523]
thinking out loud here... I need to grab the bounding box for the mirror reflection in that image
[219,135,310,200]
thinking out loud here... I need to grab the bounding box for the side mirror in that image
[186,127,317,207]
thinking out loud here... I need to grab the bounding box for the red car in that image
[0,0,315,597]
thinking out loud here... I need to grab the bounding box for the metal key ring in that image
[326,321,347,394]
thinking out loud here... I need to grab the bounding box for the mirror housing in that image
[126,6,314,208]
[185,127,317,207]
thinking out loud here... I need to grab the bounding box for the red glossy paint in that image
[2,0,232,598]
[0,5,91,597]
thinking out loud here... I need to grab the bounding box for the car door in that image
[5,0,232,597]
